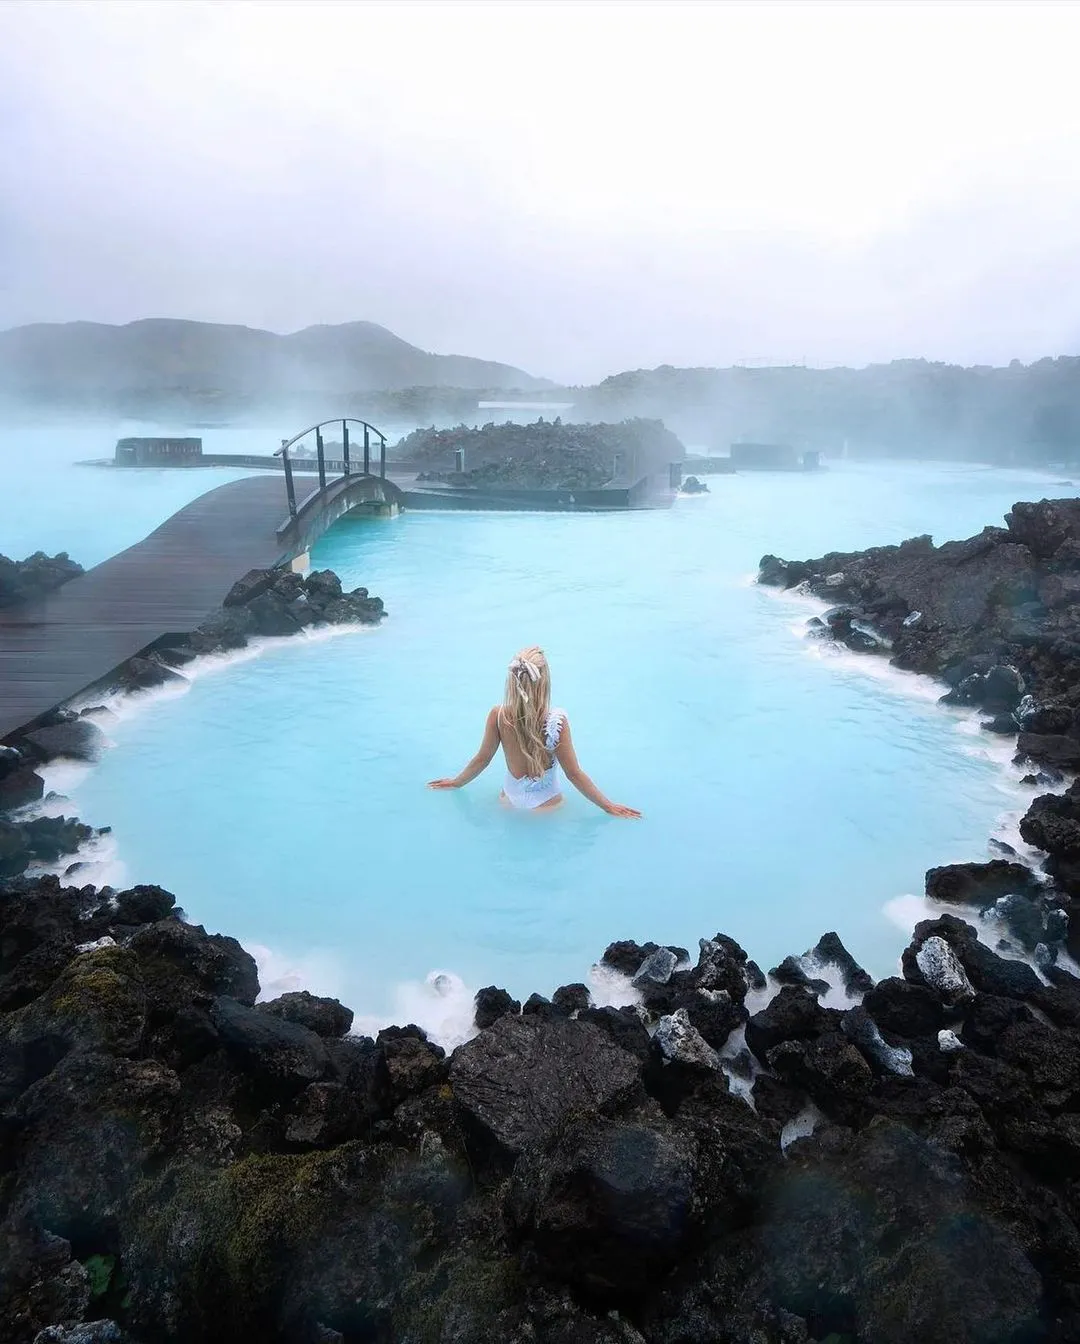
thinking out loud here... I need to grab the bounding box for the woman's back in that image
[498,706,564,781]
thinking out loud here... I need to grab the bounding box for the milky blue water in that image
[5,422,1078,1038]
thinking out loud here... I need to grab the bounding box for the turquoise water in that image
[0,422,273,567]
[22,432,1075,1038]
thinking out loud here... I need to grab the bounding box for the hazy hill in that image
[0,319,549,408]
[568,357,1080,464]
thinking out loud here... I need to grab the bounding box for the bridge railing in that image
[274,418,389,521]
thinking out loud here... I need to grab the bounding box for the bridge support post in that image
[282,450,298,520]
[342,420,350,475]
[316,427,326,490]
[363,425,370,475]
[379,434,386,478]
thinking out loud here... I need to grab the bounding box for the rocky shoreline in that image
[4,863,1080,1343]
[758,496,1080,962]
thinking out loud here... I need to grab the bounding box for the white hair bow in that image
[510,656,541,700]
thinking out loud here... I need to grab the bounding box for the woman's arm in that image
[555,717,641,818]
[428,707,501,789]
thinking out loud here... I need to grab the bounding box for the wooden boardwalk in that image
[0,476,308,740]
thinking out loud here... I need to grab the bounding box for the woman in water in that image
[428,646,641,817]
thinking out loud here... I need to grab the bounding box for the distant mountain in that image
[0,319,549,406]
[569,357,1080,465]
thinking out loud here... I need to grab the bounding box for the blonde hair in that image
[500,645,553,777]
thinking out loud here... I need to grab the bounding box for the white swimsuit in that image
[502,709,566,810]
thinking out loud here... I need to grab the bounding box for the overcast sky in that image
[1,0,1079,383]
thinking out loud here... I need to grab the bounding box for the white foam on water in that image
[587,962,642,1010]
[350,969,479,1052]
[34,827,128,891]
[248,940,351,1005]
[780,1101,824,1152]
[718,1023,758,1103]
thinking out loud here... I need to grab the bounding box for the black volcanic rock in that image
[473,985,520,1030]
[745,987,838,1065]
[128,919,259,1012]
[0,764,44,811]
[0,550,83,608]
[449,1014,641,1169]
[862,977,945,1039]
[925,859,1042,907]
[211,996,329,1096]
[257,990,353,1038]
[20,719,107,764]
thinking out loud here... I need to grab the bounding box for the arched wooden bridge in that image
[0,419,403,740]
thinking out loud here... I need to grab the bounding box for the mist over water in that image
[31,430,1076,1040]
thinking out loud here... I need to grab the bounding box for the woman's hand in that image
[427,778,460,790]
[605,802,642,818]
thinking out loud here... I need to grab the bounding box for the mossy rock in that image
[123,1141,482,1341]
[40,945,147,1056]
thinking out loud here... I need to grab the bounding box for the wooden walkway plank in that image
[0,476,303,740]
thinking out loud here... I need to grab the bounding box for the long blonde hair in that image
[500,645,553,777]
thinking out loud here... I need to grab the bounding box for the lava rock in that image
[907,934,975,1003]
[669,988,746,1052]
[377,1024,447,1104]
[840,1006,913,1077]
[222,567,278,608]
[862,977,945,1039]
[507,1115,701,1295]
[473,985,520,1030]
[304,570,343,603]
[745,987,838,1065]
[0,550,83,608]
[578,1005,652,1063]
[257,990,353,1038]
[20,719,107,764]
[211,995,329,1096]
[128,919,260,1013]
[693,934,752,1001]
[809,931,875,995]
[449,1014,642,1169]
[632,947,679,988]
[0,765,45,811]
[768,956,829,997]
[245,592,304,637]
[552,982,591,1016]
[766,1032,875,1125]
[522,992,557,1019]
[600,939,661,977]
[925,859,1041,907]
[653,1009,723,1070]
[763,1117,1042,1342]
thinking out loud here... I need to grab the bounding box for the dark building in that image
[115,437,203,465]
